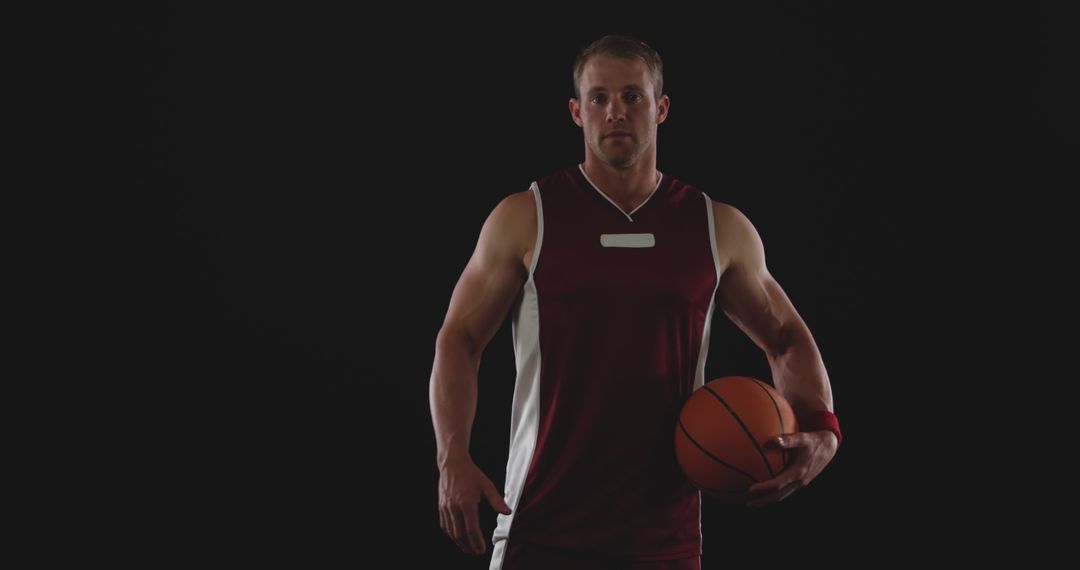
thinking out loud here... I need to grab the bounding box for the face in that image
[570,55,670,169]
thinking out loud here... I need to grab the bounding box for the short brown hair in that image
[572,34,664,102]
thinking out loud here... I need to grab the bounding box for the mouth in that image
[604,131,632,140]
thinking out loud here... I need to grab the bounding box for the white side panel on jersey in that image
[490,182,545,570]
[693,193,724,549]
[694,193,723,393]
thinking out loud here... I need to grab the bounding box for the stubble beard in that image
[593,134,647,170]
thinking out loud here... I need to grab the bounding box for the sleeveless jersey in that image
[489,164,722,568]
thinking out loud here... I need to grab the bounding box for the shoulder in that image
[490,187,537,230]
[709,199,765,270]
[709,199,753,232]
[480,187,537,260]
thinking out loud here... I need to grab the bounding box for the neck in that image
[580,155,659,205]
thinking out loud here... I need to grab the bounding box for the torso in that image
[493,164,721,559]
[517,191,733,275]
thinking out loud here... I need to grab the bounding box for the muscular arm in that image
[713,201,834,420]
[429,190,534,469]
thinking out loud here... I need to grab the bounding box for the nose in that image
[606,98,627,123]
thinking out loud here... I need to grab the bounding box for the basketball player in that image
[429,35,842,570]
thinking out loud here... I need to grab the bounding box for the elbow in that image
[764,321,805,360]
[436,324,481,360]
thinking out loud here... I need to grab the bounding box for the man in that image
[429,35,841,570]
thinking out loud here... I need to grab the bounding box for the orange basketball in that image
[674,376,799,501]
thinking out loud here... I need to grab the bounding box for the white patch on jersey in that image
[599,233,656,248]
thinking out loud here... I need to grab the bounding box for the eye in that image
[591,95,607,104]
[625,93,643,103]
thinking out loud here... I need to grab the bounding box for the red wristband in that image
[799,410,841,448]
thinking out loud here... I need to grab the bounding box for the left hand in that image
[744,430,838,508]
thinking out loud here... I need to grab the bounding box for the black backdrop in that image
[144,4,1064,566]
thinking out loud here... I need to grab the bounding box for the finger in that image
[746,479,775,495]
[463,505,485,555]
[745,490,780,508]
[443,505,454,538]
[747,474,793,496]
[746,475,795,503]
[453,504,482,555]
[748,447,810,495]
[449,505,468,551]
[776,482,801,503]
[441,507,457,543]
[744,486,781,506]
[746,478,802,508]
[484,481,513,515]
[771,434,804,449]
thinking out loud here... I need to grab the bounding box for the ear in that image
[569,98,583,127]
[656,94,670,125]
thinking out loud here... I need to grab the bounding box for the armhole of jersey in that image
[703,193,722,282]
[528,181,544,280]
[695,192,724,394]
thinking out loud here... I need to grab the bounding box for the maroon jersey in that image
[490,164,722,568]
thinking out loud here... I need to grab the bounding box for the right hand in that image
[438,457,513,556]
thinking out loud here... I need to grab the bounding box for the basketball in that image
[674,376,799,501]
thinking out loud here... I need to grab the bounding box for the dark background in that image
[139,3,1065,566]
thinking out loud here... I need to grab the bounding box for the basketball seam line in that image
[747,377,789,471]
[702,385,776,479]
[677,417,758,483]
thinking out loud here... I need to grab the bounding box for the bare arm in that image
[712,200,838,507]
[713,201,833,418]
[430,189,534,555]
[430,190,533,467]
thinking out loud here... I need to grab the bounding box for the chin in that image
[596,150,621,164]
[599,150,635,168]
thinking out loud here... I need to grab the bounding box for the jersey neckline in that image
[576,163,665,223]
